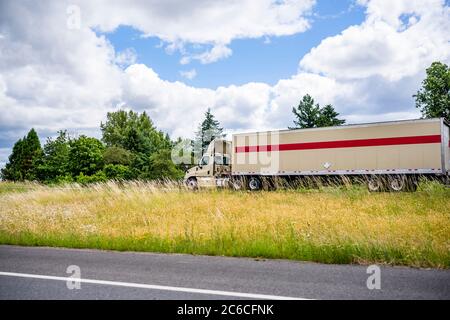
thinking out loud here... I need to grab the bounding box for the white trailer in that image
[184,118,450,191]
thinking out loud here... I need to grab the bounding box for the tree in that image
[37,130,71,182]
[194,108,223,156]
[103,146,133,166]
[103,164,132,180]
[101,110,140,148]
[68,135,105,176]
[1,128,43,181]
[317,104,346,127]
[290,94,345,129]
[100,109,179,180]
[1,139,25,181]
[144,149,184,180]
[22,128,43,180]
[414,61,450,121]
[291,95,321,129]
[100,110,170,154]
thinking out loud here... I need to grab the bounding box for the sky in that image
[0,0,449,169]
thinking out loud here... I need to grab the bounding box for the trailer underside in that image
[227,173,449,192]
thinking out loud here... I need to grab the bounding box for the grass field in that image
[0,180,449,268]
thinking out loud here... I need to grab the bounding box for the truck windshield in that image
[200,156,209,166]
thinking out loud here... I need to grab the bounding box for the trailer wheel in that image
[186,178,198,190]
[388,175,405,192]
[248,177,262,191]
[367,177,383,192]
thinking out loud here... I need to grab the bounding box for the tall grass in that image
[0,180,449,268]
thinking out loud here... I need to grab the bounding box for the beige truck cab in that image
[184,139,232,189]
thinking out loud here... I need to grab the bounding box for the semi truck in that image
[184,118,450,191]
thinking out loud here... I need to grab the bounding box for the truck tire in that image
[248,177,262,191]
[367,176,383,192]
[186,178,198,190]
[388,175,405,192]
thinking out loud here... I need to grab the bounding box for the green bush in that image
[103,146,133,165]
[75,171,108,184]
[103,164,132,180]
[69,136,105,176]
[54,174,74,184]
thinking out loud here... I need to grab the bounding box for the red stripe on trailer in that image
[235,134,441,153]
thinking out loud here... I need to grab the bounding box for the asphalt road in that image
[0,245,448,300]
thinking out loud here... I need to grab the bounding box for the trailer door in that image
[443,120,450,174]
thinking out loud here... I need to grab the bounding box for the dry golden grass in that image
[0,180,449,268]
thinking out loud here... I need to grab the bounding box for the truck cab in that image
[184,139,232,188]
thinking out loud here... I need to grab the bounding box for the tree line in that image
[1,111,184,183]
[1,108,226,183]
[1,61,448,183]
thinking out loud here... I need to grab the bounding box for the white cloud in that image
[179,56,191,65]
[189,43,233,64]
[119,64,371,139]
[0,0,123,157]
[179,69,197,80]
[122,64,215,138]
[300,0,450,81]
[81,0,315,41]
[115,48,138,68]
[79,0,315,63]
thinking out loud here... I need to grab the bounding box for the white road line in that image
[0,271,309,300]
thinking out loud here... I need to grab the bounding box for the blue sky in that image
[104,0,365,88]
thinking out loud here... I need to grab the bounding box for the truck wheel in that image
[186,178,198,190]
[388,175,405,192]
[367,177,382,192]
[248,177,261,191]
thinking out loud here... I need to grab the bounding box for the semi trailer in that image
[184,118,450,191]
